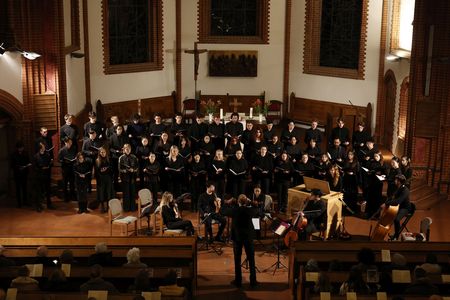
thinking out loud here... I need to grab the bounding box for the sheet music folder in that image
[300,176,331,195]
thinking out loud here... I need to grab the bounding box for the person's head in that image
[36,246,48,258]
[214,115,221,124]
[134,269,150,290]
[305,259,320,272]
[64,114,73,125]
[246,122,253,131]
[88,111,97,123]
[321,153,329,163]
[149,152,156,163]
[203,135,210,143]
[161,192,174,207]
[123,144,132,155]
[161,132,169,142]
[391,157,400,168]
[60,249,74,264]
[309,138,317,147]
[266,122,273,131]
[311,119,318,129]
[281,151,289,161]
[401,156,410,167]
[132,113,141,124]
[395,175,406,187]
[76,152,85,163]
[164,269,178,285]
[288,120,295,130]
[290,136,297,145]
[90,264,103,279]
[89,129,97,140]
[49,268,67,282]
[40,127,48,137]
[194,152,201,162]
[337,118,344,128]
[301,153,309,163]
[329,165,339,177]
[180,136,189,147]
[260,146,267,156]
[414,267,427,280]
[175,113,183,124]
[238,194,249,207]
[95,242,108,254]
[196,113,204,124]
[215,149,223,160]
[98,147,108,159]
[154,113,162,124]
[253,185,262,196]
[126,247,142,264]
[425,253,438,264]
[230,112,239,122]
[141,137,149,146]
[235,149,243,160]
[272,135,279,143]
[347,150,355,161]
[366,139,374,149]
[206,181,215,193]
[255,129,262,138]
[357,247,376,266]
[63,137,73,148]
[311,189,323,200]
[115,125,123,135]
[357,122,365,132]
[333,138,341,147]
[374,151,383,162]
[111,115,119,126]
[170,145,179,157]
[17,265,30,277]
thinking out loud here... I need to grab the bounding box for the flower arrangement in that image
[201,98,221,114]
[253,98,268,116]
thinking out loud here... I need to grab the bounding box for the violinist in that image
[198,182,227,243]
[381,174,413,240]
[300,189,326,239]
[160,192,194,236]
[221,194,258,288]
[386,157,402,198]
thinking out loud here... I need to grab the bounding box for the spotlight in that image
[21,51,41,60]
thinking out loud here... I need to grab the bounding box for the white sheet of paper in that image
[5,288,17,300]
[252,218,260,230]
[26,264,43,277]
[361,167,369,172]
[61,263,71,277]
[142,291,162,300]
[347,292,357,300]
[381,249,391,262]
[88,290,108,300]
[377,292,388,300]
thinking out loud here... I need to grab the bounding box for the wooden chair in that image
[266,99,283,124]
[182,98,198,122]
[262,195,274,238]
[108,199,138,236]
[137,188,154,231]
[156,208,185,237]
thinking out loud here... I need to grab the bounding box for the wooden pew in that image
[0,236,197,295]
[9,291,186,300]
[307,295,436,300]
[288,241,450,300]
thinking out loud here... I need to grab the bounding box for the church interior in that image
[0,0,450,299]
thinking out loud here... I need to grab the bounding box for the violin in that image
[370,204,399,240]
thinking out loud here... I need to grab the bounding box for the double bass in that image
[370,204,399,240]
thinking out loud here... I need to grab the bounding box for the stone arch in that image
[0,89,23,120]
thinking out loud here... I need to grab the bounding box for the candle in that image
[249,107,253,119]
[220,108,223,120]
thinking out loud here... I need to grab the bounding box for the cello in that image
[284,211,307,247]
[369,204,399,241]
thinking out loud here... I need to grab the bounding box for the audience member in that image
[313,272,333,294]
[59,249,76,265]
[339,266,370,295]
[128,268,154,293]
[0,245,15,267]
[355,247,377,272]
[43,268,73,291]
[88,242,114,266]
[404,267,439,295]
[123,247,147,268]
[80,264,118,293]
[304,259,320,272]
[417,253,442,274]
[34,245,54,266]
[159,269,186,297]
[10,265,39,291]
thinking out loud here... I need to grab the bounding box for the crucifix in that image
[185,42,208,113]
[230,98,242,113]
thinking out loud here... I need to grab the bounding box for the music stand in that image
[139,203,157,236]
[263,221,289,275]
[198,213,223,256]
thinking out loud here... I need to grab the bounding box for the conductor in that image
[222,194,258,288]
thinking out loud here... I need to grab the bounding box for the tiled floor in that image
[0,194,448,299]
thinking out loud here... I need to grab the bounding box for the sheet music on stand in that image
[252,218,260,230]
[274,221,290,236]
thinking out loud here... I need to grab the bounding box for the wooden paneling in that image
[199,91,265,115]
[32,93,58,131]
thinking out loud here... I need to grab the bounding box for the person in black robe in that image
[352,122,371,158]
[263,121,275,143]
[35,126,54,159]
[224,136,242,158]
[108,125,129,190]
[178,136,192,161]
[148,113,167,150]
[60,114,79,151]
[364,152,386,218]
[400,156,413,189]
[221,194,258,288]
[362,139,378,167]
[281,120,300,147]
[165,145,185,198]
[95,147,115,213]
[274,151,293,212]
[189,153,207,212]
[316,153,331,180]
[170,112,188,147]
[383,175,413,240]
[285,136,302,163]
[198,135,215,165]
[82,130,104,192]
[74,152,92,214]
[188,114,208,151]
[118,144,139,212]
[241,122,255,161]
[33,142,54,211]
[249,184,266,218]
[153,132,172,165]
[10,141,31,208]
[386,157,402,198]
[225,112,243,143]
[227,149,248,198]
[209,149,226,200]
[304,119,322,146]
[329,118,350,148]
[198,182,227,243]
[160,192,194,235]
[328,138,347,166]
[136,137,152,189]
[251,146,273,195]
[267,135,283,160]
[142,153,160,203]
[250,128,265,160]
[342,150,361,213]
[327,164,343,192]
[58,137,77,202]
[83,111,105,140]
[293,153,315,186]
[126,114,146,151]
[208,115,225,150]
[105,116,120,139]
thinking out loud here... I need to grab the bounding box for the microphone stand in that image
[336,197,354,240]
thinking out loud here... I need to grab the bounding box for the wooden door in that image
[383,72,397,152]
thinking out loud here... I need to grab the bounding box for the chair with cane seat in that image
[157,208,186,236]
[137,189,154,231]
[108,198,138,236]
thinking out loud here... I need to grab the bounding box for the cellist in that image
[299,189,327,240]
[380,174,413,240]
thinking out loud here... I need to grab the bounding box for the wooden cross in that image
[184,42,208,81]
[230,98,242,113]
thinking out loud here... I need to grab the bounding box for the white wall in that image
[180,0,286,102]
[87,0,177,104]
[65,0,87,115]
[289,0,384,132]
[0,52,22,103]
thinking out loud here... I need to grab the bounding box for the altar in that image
[287,177,343,239]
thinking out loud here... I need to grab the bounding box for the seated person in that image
[354,247,377,272]
[88,242,114,266]
[59,249,77,265]
[250,184,266,217]
[198,182,227,243]
[43,268,74,292]
[160,191,194,235]
[128,268,154,293]
[300,189,326,239]
[0,245,15,267]
[159,269,186,297]
[339,265,371,295]
[123,247,148,268]
[10,265,39,291]
[417,253,442,275]
[80,264,118,293]
[404,267,439,295]
[34,245,54,266]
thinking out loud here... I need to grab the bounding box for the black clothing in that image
[251,154,273,194]
[10,149,30,207]
[364,160,386,217]
[161,205,194,234]
[274,159,293,211]
[385,185,412,239]
[126,122,146,150]
[198,192,227,239]
[188,121,208,150]
[327,176,343,192]
[118,153,139,211]
[0,255,15,267]
[281,127,300,146]
[328,145,347,165]
[329,126,350,146]
[58,145,77,202]
[316,160,331,180]
[342,160,361,212]
[293,160,315,186]
[106,125,118,139]
[165,156,185,197]
[142,160,160,202]
[285,142,302,162]
[386,167,402,198]
[82,138,104,161]
[109,133,129,158]
[305,145,321,163]
[74,160,92,213]
[304,127,322,145]
[60,124,79,150]
[170,121,188,146]
[95,159,115,210]
[225,121,243,140]
[263,128,275,143]
[221,204,258,286]
[352,130,371,154]
[83,120,105,139]
[224,141,242,157]
[148,122,167,149]
[401,165,413,189]
[88,251,114,266]
[208,122,226,150]
[209,159,226,199]
[80,277,118,293]
[228,157,248,198]
[136,144,152,188]
[303,198,327,234]
[267,141,283,159]
[33,151,53,209]
[35,135,54,159]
